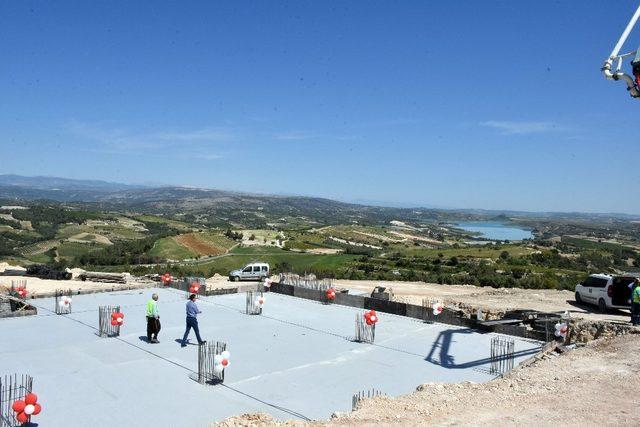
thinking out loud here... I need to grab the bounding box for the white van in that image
[228,262,270,282]
[574,274,636,312]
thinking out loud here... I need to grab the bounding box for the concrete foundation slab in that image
[0,288,541,426]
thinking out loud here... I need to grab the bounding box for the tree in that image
[500,250,509,260]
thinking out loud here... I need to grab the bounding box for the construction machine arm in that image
[602,5,640,98]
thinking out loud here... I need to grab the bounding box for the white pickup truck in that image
[574,273,636,312]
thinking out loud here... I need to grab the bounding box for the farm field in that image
[148,231,237,260]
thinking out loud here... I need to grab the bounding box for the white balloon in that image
[59,300,66,308]
[554,322,567,337]
[370,316,377,322]
[433,303,443,316]
[24,404,35,415]
[220,350,230,360]
[213,364,224,375]
[214,355,223,365]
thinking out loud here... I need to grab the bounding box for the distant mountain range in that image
[0,174,146,192]
[0,174,638,221]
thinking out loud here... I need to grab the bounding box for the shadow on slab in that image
[425,328,540,369]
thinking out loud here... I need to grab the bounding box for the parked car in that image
[574,273,637,312]
[228,262,270,282]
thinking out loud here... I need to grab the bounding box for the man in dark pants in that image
[181,294,206,347]
[146,293,160,343]
[631,278,640,326]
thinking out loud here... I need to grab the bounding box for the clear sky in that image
[2,1,640,214]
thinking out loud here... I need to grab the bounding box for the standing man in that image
[181,294,206,347]
[632,278,640,326]
[146,293,161,343]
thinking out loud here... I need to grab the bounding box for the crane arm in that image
[602,5,640,98]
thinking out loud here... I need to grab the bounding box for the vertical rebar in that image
[351,388,384,411]
[98,305,121,337]
[245,291,263,315]
[54,288,73,315]
[0,374,33,427]
[490,336,515,376]
[354,314,375,344]
[197,341,227,385]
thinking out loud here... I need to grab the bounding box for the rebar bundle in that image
[421,298,439,322]
[351,388,384,411]
[54,289,73,315]
[490,336,515,376]
[354,314,375,344]
[245,291,264,315]
[98,305,121,338]
[0,374,33,427]
[178,277,207,297]
[196,341,227,385]
[9,280,27,298]
[280,273,333,290]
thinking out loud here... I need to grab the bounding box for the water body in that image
[455,221,533,241]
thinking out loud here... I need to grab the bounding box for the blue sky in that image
[1,1,640,214]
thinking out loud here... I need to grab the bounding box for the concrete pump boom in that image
[602,4,640,98]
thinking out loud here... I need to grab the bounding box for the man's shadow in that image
[174,338,197,346]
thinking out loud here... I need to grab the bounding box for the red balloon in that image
[364,312,371,319]
[12,400,25,413]
[111,320,119,326]
[24,394,37,405]
[16,412,28,423]
[221,359,229,366]
[33,403,42,415]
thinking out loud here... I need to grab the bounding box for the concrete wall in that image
[270,282,545,341]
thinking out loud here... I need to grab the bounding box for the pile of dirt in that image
[570,319,638,342]
[324,334,640,426]
[213,413,304,427]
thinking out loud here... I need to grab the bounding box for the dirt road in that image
[0,275,151,296]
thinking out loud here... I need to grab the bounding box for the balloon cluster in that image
[189,282,201,294]
[213,350,231,375]
[554,322,568,339]
[255,295,265,307]
[326,288,336,301]
[15,286,28,298]
[12,393,41,424]
[263,278,272,288]
[58,295,72,308]
[363,310,379,326]
[161,273,173,285]
[432,302,443,316]
[110,312,125,327]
